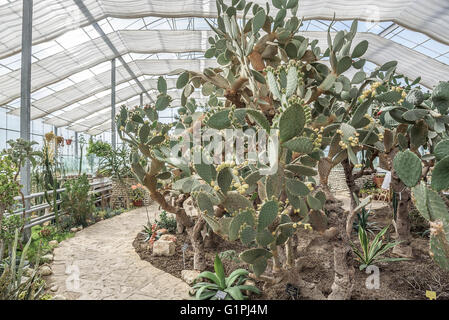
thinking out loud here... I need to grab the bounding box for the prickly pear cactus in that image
[117,0,449,278]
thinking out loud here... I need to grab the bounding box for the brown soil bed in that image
[133,206,449,300]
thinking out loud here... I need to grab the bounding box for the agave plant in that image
[350,225,407,271]
[352,208,381,235]
[190,254,260,300]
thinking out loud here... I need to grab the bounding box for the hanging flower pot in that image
[66,139,72,145]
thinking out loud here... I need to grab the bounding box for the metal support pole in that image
[140,93,143,107]
[20,0,33,240]
[111,58,116,150]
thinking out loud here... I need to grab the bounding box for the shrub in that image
[0,229,44,300]
[60,174,95,228]
[155,211,177,234]
[26,226,73,263]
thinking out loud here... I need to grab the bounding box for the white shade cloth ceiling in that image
[1,30,448,113]
[9,59,217,120]
[1,0,448,60]
[1,0,449,135]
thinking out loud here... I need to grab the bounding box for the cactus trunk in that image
[391,171,413,258]
[191,217,206,271]
[143,176,193,229]
[328,244,354,300]
[342,159,359,210]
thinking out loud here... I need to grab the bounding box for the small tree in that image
[60,174,95,228]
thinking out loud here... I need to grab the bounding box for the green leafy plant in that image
[142,223,157,242]
[26,225,74,263]
[352,208,381,235]
[0,229,45,300]
[155,211,177,234]
[0,155,21,260]
[89,142,132,180]
[190,254,260,300]
[0,215,25,259]
[351,225,407,270]
[131,184,146,202]
[60,174,95,228]
[87,139,112,158]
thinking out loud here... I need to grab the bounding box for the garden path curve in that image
[46,204,190,300]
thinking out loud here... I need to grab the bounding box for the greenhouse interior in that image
[1,0,449,305]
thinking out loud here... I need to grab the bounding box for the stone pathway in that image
[46,203,190,300]
[334,190,389,212]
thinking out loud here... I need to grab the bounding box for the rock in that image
[77,226,83,231]
[393,244,413,258]
[181,270,201,285]
[70,227,78,233]
[152,240,175,257]
[48,240,58,247]
[296,237,313,254]
[52,295,67,300]
[323,227,339,240]
[159,234,177,242]
[139,242,149,251]
[23,266,33,277]
[20,276,30,285]
[39,266,53,276]
[50,285,59,292]
[41,254,54,262]
[183,197,199,217]
[157,229,168,235]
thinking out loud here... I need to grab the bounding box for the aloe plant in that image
[190,254,260,300]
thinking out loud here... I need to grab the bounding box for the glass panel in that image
[0,128,6,150]
[0,107,6,128]
[6,113,20,130]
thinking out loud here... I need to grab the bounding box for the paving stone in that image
[181,270,201,285]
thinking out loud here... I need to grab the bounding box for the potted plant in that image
[373,173,386,188]
[131,184,145,207]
